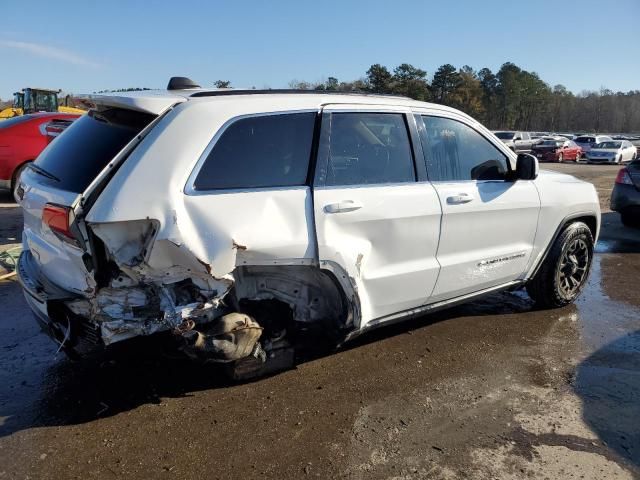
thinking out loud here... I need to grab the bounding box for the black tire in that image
[526,222,594,308]
[11,162,30,199]
[621,211,640,228]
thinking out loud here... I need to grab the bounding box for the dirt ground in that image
[0,163,639,479]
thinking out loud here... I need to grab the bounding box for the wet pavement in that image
[1,164,639,479]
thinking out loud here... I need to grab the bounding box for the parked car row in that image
[493,130,638,164]
[0,113,79,196]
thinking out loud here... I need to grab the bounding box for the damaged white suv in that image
[16,78,600,379]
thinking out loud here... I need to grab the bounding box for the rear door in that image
[623,141,635,161]
[313,106,442,327]
[415,113,540,301]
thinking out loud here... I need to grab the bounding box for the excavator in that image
[0,87,86,119]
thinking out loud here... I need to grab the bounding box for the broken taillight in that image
[42,204,76,242]
[615,168,633,185]
[44,120,73,143]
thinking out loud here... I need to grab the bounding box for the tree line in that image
[285,63,640,134]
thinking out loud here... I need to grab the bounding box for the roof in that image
[22,88,61,93]
[79,88,468,119]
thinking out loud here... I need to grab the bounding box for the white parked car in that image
[574,135,614,158]
[15,78,601,378]
[586,140,638,164]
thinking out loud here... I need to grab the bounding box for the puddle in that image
[596,239,640,254]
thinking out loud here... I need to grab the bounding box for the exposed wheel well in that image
[232,265,353,334]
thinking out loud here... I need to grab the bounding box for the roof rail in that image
[189,89,409,99]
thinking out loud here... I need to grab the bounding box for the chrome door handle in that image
[324,200,363,213]
[446,194,473,205]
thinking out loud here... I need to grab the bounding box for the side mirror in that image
[515,153,538,180]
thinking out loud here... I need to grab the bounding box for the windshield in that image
[594,142,622,149]
[33,107,156,193]
[539,140,562,147]
[494,132,515,140]
[575,136,595,144]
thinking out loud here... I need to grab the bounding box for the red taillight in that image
[42,204,75,240]
[615,168,633,185]
[45,124,64,136]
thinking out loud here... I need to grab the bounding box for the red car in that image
[0,112,79,196]
[531,139,582,162]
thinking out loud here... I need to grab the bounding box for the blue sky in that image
[0,0,638,99]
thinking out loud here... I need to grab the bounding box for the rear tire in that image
[526,222,594,308]
[11,162,30,200]
[621,211,640,228]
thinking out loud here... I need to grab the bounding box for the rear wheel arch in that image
[231,264,356,334]
[10,160,33,194]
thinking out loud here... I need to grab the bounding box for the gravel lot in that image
[0,163,638,479]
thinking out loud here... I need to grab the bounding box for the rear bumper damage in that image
[18,250,278,370]
[17,221,351,378]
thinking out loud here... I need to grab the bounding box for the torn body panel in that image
[58,186,352,356]
[25,102,357,365]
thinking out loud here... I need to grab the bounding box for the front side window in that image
[494,131,515,140]
[420,116,509,181]
[325,113,415,186]
[194,112,316,190]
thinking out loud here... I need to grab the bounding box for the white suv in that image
[16,78,601,378]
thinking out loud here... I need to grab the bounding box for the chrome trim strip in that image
[0,179,10,190]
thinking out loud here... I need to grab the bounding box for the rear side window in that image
[325,113,415,186]
[194,112,316,190]
[34,108,155,193]
[420,116,508,181]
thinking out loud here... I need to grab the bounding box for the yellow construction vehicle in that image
[0,87,86,119]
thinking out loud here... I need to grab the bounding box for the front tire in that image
[526,222,594,308]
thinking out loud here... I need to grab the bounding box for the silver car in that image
[587,140,638,164]
[574,135,613,158]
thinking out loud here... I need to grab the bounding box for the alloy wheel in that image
[556,238,590,298]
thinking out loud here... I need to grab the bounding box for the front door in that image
[313,107,442,326]
[416,114,540,301]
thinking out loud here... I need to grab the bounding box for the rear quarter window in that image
[33,108,156,193]
[193,112,316,190]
